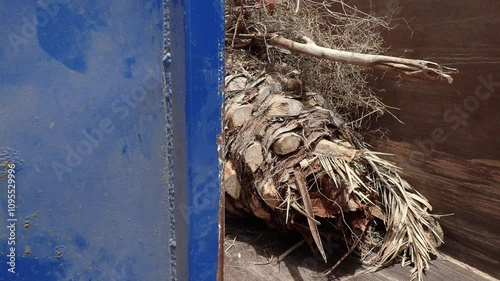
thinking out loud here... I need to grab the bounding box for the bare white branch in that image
[264,34,457,83]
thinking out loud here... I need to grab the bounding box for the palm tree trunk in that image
[222,64,443,279]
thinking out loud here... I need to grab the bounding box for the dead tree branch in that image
[239,33,458,83]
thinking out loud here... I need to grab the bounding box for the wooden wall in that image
[354,0,500,277]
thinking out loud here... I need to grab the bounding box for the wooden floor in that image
[223,218,497,281]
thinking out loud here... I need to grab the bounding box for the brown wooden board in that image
[224,217,497,281]
[349,0,500,278]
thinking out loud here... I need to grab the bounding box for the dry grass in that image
[226,0,393,130]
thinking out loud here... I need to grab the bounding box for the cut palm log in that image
[222,68,444,280]
[223,1,451,280]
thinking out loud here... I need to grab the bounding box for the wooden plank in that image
[367,140,500,278]
[343,0,500,277]
[224,218,497,281]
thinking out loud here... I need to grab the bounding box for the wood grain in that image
[367,140,500,279]
[355,0,500,277]
[224,217,497,281]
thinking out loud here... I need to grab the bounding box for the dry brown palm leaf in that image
[223,1,449,280]
[294,168,327,262]
[222,66,444,280]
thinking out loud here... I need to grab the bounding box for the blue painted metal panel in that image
[0,1,169,280]
[166,0,224,280]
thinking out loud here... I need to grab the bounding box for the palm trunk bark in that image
[222,68,443,279]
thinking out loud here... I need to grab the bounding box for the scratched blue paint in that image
[122,144,129,155]
[0,1,168,280]
[167,0,224,280]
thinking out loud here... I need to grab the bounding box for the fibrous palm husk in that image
[223,51,444,280]
[223,1,450,280]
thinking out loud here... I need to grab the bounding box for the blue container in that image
[0,1,224,280]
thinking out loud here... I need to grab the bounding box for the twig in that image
[235,33,458,83]
[225,236,238,252]
[254,247,274,265]
[276,239,306,263]
[254,254,275,265]
[324,233,363,275]
[294,0,300,14]
[291,201,321,225]
[231,11,243,48]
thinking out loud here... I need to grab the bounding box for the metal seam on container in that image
[163,0,177,280]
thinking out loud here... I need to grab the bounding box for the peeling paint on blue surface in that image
[0,148,24,169]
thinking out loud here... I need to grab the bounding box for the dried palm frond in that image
[222,59,444,279]
[317,150,443,280]
[223,1,447,280]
